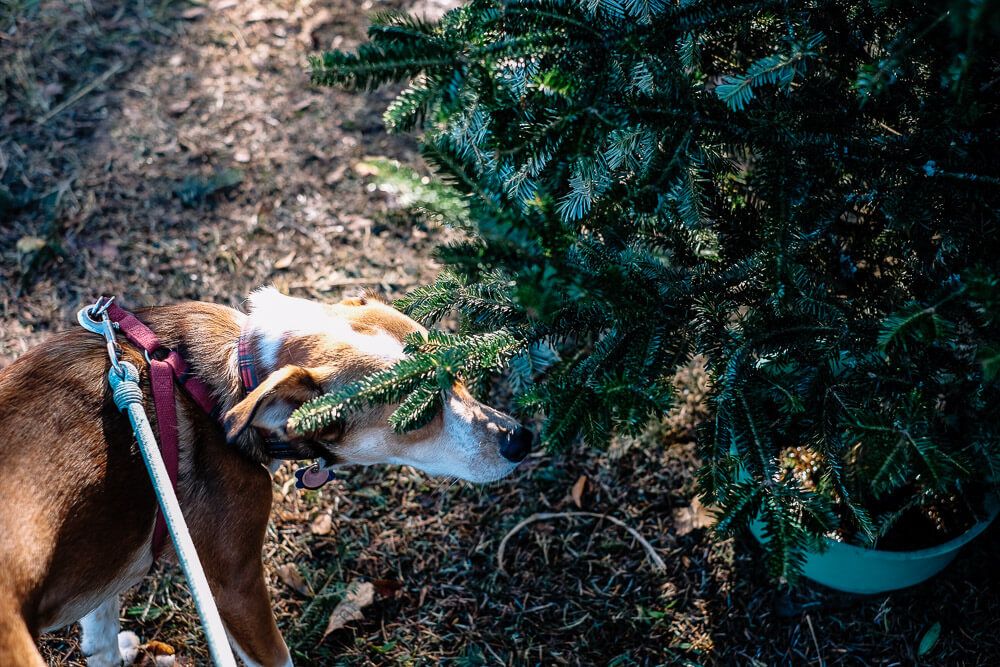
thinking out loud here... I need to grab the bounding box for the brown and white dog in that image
[0,287,531,666]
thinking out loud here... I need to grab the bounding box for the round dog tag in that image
[294,464,335,490]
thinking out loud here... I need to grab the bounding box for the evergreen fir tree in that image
[300,0,1000,579]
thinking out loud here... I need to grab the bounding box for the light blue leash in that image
[79,300,238,667]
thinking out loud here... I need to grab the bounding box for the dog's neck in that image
[138,302,244,407]
[138,302,277,462]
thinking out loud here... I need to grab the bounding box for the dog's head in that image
[223,288,531,482]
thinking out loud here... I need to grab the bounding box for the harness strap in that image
[106,303,217,558]
[107,305,216,414]
[147,357,178,557]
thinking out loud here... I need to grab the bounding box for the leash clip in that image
[77,296,125,378]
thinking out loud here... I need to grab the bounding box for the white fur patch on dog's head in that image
[246,286,405,371]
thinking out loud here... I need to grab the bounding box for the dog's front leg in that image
[211,562,292,667]
[183,449,292,666]
[79,595,141,667]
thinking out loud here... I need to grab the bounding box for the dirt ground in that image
[3,2,1000,666]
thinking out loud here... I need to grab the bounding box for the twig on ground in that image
[497,511,667,574]
[805,613,825,667]
[35,61,125,126]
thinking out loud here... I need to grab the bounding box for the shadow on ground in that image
[2,2,999,666]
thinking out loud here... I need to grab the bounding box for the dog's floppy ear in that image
[224,365,322,443]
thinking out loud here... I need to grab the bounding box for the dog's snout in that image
[499,426,532,463]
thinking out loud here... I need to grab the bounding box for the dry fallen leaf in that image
[322,580,375,640]
[93,242,119,261]
[134,639,176,667]
[42,82,64,99]
[298,8,334,47]
[274,250,296,270]
[247,8,289,22]
[571,474,588,508]
[143,641,175,656]
[672,497,715,536]
[252,200,274,227]
[918,621,942,657]
[276,562,309,596]
[353,161,380,177]
[152,140,179,155]
[311,512,333,536]
[325,163,349,185]
[167,100,191,116]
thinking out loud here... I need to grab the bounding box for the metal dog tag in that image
[294,463,335,490]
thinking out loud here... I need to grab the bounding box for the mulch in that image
[2,2,998,665]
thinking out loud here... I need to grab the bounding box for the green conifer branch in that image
[304,0,1000,583]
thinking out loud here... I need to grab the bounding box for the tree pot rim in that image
[749,495,999,593]
[729,445,999,592]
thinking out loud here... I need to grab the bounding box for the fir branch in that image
[308,0,1000,583]
[715,32,825,112]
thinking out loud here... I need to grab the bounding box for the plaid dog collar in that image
[237,322,262,394]
[237,321,297,459]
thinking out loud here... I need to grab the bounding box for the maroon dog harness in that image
[103,300,335,560]
[106,303,218,557]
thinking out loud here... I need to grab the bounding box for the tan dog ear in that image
[223,365,322,443]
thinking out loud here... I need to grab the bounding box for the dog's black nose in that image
[500,426,532,462]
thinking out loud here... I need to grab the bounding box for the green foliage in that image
[715,32,826,112]
[289,329,525,435]
[309,0,1000,581]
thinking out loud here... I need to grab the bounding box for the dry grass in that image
[3,2,1000,666]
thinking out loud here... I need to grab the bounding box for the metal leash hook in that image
[77,296,125,378]
[77,298,238,667]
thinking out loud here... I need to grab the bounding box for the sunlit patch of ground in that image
[3,2,999,665]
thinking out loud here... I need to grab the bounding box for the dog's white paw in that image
[153,656,176,667]
[117,631,141,665]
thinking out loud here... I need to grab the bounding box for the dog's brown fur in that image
[0,292,524,666]
[0,303,287,665]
